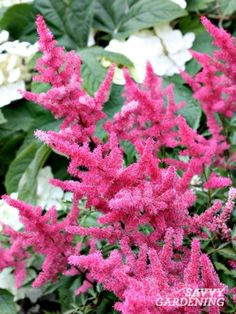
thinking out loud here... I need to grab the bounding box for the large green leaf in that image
[0,110,7,125]
[0,4,37,42]
[34,0,96,49]
[187,0,215,11]
[0,102,37,133]
[2,99,57,193]
[81,51,107,95]
[94,0,187,39]
[176,87,202,129]
[217,247,236,261]
[5,142,39,194]
[79,47,133,95]
[0,289,17,314]
[0,132,24,177]
[164,80,202,129]
[219,0,236,15]
[185,31,215,76]
[18,144,51,204]
[103,84,124,118]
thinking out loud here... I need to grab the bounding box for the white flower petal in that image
[113,67,126,85]
[169,0,187,9]
[0,70,4,85]
[170,50,192,67]
[162,30,184,53]
[0,0,33,7]
[36,166,64,210]
[0,192,22,231]
[0,54,8,63]
[154,24,172,38]
[6,55,18,71]
[0,30,9,44]
[183,32,195,49]
[0,81,25,107]
[8,68,21,83]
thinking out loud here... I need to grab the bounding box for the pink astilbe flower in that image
[212,187,236,240]
[182,17,236,165]
[190,188,236,240]
[228,260,236,269]
[204,172,232,190]
[69,236,226,314]
[1,195,79,287]
[105,64,184,152]
[59,140,196,248]
[0,226,28,288]
[105,63,224,189]
[24,15,114,143]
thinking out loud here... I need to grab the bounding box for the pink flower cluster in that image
[182,17,236,167]
[1,16,236,313]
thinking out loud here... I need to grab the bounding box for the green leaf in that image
[0,132,24,177]
[2,100,56,194]
[217,247,236,261]
[79,47,132,95]
[178,16,205,35]
[219,0,236,16]
[91,47,134,68]
[81,51,107,95]
[34,0,96,49]
[121,141,137,165]
[187,0,215,11]
[178,96,202,130]
[185,31,215,76]
[1,102,36,133]
[0,7,7,20]
[103,84,124,118]
[164,80,202,129]
[5,142,39,194]
[94,0,187,39]
[0,110,7,125]
[18,144,51,204]
[58,277,76,312]
[0,289,17,314]
[231,225,236,249]
[214,261,232,275]
[31,81,51,94]
[192,31,216,55]
[0,4,37,43]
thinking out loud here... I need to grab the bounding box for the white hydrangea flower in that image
[170,0,187,9]
[154,24,195,76]
[36,166,67,210]
[0,30,38,107]
[0,0,32,7]
[0,30,9,44]
[105,24,195,83]
[0,192,22,231]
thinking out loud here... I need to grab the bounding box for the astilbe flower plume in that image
[0,194,80,287]
[0,15,236,314]
[24,15,114,144]
[182,17,236,167]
